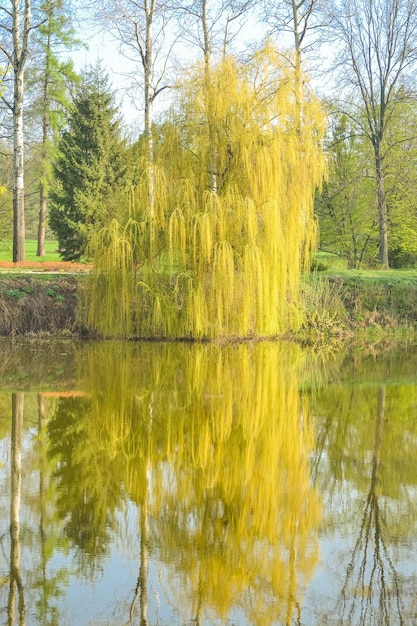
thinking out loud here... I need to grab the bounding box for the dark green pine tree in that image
[49,64,127,261]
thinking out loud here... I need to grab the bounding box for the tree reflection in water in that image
[336,387,403,625]
[311,359,417,626]
[49,341,321,625]
[8,393,25,626]
[5,342,417,623]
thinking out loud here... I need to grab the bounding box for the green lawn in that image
[0,239,61,262]
[325,268,417,282]
[314,250,348,271]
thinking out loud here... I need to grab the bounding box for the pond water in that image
[1,338,417,625]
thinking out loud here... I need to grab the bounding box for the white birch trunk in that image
[12,0,31,262]
[13,69,25,262]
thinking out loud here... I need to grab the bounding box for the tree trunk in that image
[144,0,154,215]
[12,0,30,263]
[13,66,25,262]
[37,37,51,258]
[37,184,47,257]
[8,393,25,624]
[291,0,301,51]
[143,0,156,264]
[375,145,389,268]
[201,0,218,193]
[37,112,48,258]
[139,475,149,626]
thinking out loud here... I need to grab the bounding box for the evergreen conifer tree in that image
[49,64,127,261]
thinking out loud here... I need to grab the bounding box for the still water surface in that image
[1,339,417,625]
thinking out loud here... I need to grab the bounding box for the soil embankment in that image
[0,271,81,336]
[0,260,91,336]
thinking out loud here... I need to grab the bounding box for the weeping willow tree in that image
[80,42,327,339]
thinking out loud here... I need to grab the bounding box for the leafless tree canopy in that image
[325,0,417,266]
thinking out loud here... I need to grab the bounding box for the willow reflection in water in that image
[77,342,320,624]
[0,342,321,625]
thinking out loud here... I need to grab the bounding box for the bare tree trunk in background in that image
[12,0,31,262]
[139,473,149,626]
[37,63,50,257]
[37,25,52,258]
[375,146,389,267]
[13,59,26,262]
[37,183,47,257]
[143,0,155,216]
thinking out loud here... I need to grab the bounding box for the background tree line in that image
[0,0,417,268]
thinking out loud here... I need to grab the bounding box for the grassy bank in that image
[1,270,417,339]
[301,270,417,342]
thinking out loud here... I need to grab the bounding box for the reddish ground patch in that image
[0,260,91,272]
[41,391,88,397]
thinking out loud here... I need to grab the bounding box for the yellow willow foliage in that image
[161,343,320,624]
[79,343,144,459]
[168,207,187,265]
[78,219,137,337]
[76,341,321,624]
[129,156,168,226]
[82,43,327,339]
